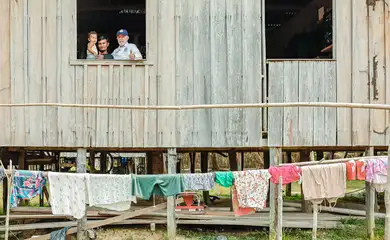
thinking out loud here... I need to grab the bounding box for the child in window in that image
[86,31,98,59]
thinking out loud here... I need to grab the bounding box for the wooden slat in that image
[386,0,390,144]
[157,0,176,147]
[74,66,84,146]
[193,0,212,147]
[87,66,97,147]
[96,66,109,147]
[45,0,59,146]
[313,62,325,146]
[145,0,158,147]
[176,0,194,147]
[351,0,370,146]
[60,0,76,147]
[368,1,386,146]
[210,0,228,147]
[122,66,133,148]
[268,62,284,146]
[335,0,352,146]
[324,61,337,145]
[298,61,314,146]
[109,66,120,147]
[10,0,26,146]
[226,0,243,147]
[27,0,44,146]
[282,61,299,146]
[0,0,11,146]
[132,66,146,147]
[242,0,263,147]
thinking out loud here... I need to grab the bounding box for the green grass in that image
[175,219,385,240]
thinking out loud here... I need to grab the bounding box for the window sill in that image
[69,59,153,66]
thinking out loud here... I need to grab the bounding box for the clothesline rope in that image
[0,102,390,110]
[278,155,387,167]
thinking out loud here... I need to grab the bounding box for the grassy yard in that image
[95,219,385,240]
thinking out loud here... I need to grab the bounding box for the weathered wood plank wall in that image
[268,61,337,147]
[3,0,266,148]
[334,0,390,147]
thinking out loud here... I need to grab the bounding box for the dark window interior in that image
[77,0,146,59]
[265,0,333,59]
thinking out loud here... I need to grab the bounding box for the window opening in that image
[77,0,146,60]
[265,0,333,59]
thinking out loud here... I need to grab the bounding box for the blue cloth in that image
[50,227,70,240]
[10,170,46,207]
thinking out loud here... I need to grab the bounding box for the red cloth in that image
[345,161,356,180]
[268,165,301,185]
[356,160,366,180]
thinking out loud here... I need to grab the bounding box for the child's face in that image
[89,34,97,43]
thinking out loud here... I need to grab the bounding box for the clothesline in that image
[278,155,386,167]
[2,155,387,177]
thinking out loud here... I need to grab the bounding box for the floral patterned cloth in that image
[365,157,388,192]
[0,166,6,182]
[232,170,271,209]
[86,174,136,211]
[49,172,87,219]
[10,170,46,207]
[232,185,256,217]
[183,173,215,191]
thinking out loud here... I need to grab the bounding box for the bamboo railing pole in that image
[312,203,318,240]
[277,176,283,240]
[279,155,385,167]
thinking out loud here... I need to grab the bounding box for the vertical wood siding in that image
[268,61,337,147]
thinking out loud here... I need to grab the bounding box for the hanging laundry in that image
[0,166,6,182]
[49,172,87,219]
[215,171,234,188]
[365,157,388,192]
[268,165,301,185]
[301,163,346,204]
[183,172,215,191]
[86,174,136,211]
[50,227,70,240]
[134,174,184,200]
[345,160,356,181]
[232,185,255,217]
[356,160,366,180]
[233,170,271,209]
[10,170,46,207]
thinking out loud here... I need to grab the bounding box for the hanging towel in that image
[356,160,366,180]
[49,172,87,219]
[345,160,357,181]
[301,163,346,203]
[232,185,256,217]
[50,227,70,240]
[232,170,271,209]
[183,173,215,191]
[10,170,46,207]
[86,174,136,211]
[0,166,6,182]
[268,165,301,185]
[134,174,184,200]
[365,157,388,192]
[215,172,234,188]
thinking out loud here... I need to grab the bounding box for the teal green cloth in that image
[134,174,184,200]
[215,172,234,187]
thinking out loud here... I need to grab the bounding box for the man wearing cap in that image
[112,29,143,60]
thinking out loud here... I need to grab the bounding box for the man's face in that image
[117,34,129,47]
[98,39,109,52]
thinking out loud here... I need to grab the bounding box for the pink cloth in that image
[365,157,388,192]
[268,165,301,184]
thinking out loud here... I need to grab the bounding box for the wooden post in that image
[4,160,12,240]
[167,148,177,239]
[269,147,282,240]
[241,152,245,170]
[301,151,312,213]
[277,176,283,240]
[76,149,87,240]
[312,203,318,240]
[285,151,292,197]
[146,152,153,174]
[100,152,107,174]
[189,152,196,173]
[366,147,375,239]
[200,152,210,206]
[385,145,390,240]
